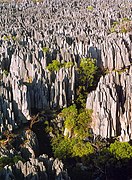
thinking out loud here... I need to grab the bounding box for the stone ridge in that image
[0,0,132,137]
[86,67,132,141]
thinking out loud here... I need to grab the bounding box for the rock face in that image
[0,129,39,158]
[0,129,70,180]
[20,129,39,160]
[0,155,70,180]
[86,67,132,141]
[0,0,132,138]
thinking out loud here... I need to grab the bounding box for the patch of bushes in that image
[109,141,132,160]
[0,155,24,171]
[87,6,94,11]
[79,58,97,87]
[46,60,74,72]
[64,61,73,68]
[2,70,9,76]
[72,140,94,157]
[76,58,98,108]
[50,105,93,159]
[110,18,132,33]
[46,60,61,72]
[42,47,50,53]
[51,135,94,159]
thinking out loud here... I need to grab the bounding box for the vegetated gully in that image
[30,109,77,177]
[30,109,54,157]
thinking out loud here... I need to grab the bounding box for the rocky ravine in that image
[0,129,70,180]
[0,0,132,141]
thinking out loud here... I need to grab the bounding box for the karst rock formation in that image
[0,0,132,142]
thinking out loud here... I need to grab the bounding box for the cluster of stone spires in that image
[0,0,132,140]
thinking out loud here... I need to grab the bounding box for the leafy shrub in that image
[3,35,10,41]
[72,140,94,157]
[79,58,97,87]
[87,6,94,11]
[61,105,92,138]
[110,19,132,33]
[46,60,61,72]
[51,135,73,159]
[64,62,73,68]
[12,36,18,41]
[75,91,87,108]
[51,134,94,159]
[109,141,132,160]
[61,105,77,130]
[51,105,93,159]
[76,109,92,139]
[42,47,49,53]
[46,60,74,72]
[3,70,9,76]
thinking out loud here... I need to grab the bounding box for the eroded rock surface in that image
[0,154,69,180]
[0,129,69,180]
[86,67,132,141]
[0,0,132,137]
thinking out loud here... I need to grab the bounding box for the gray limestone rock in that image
[0,155,70,180]
[86,67,132,141]
[0,0,132,139]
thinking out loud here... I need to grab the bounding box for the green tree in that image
[61,105,77,130]
[46,60,61,72]
[64,61,73,68]
[79,58,97,87]
[72,140,94,157]
[75,109,93,139]
[51,135,73,159]
[51,106,93,159]
[109,141,132,160]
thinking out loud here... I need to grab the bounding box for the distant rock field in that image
[0,0,132,141]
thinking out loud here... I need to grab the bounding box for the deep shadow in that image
[66,144,132,180]
[116,84,126,114]
[31,115,53,156]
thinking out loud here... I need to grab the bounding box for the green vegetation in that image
[75,57,98,108]
[121,17,131,22]
[46,60,61,72]
[32,0,43,3]
[2,70,9,76]
[110,18,131,33]
[87,6,94,11]
[61,104,77,130]
[51,135,94,159]
[50,105,93,159]
[46,60,74,72]
[109,141,132,160]
[3,35,10,41]
[64,61,73,68]
[2,35,18,41]
[61,105,92,138]
[72,140,94,157]
[114,68,128,75]
[51,135,73,159]
[12,36,18,41]
[50,104,132,163]
[42,47,50,53]
[0,156,24,171]
[79,58,97,87]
